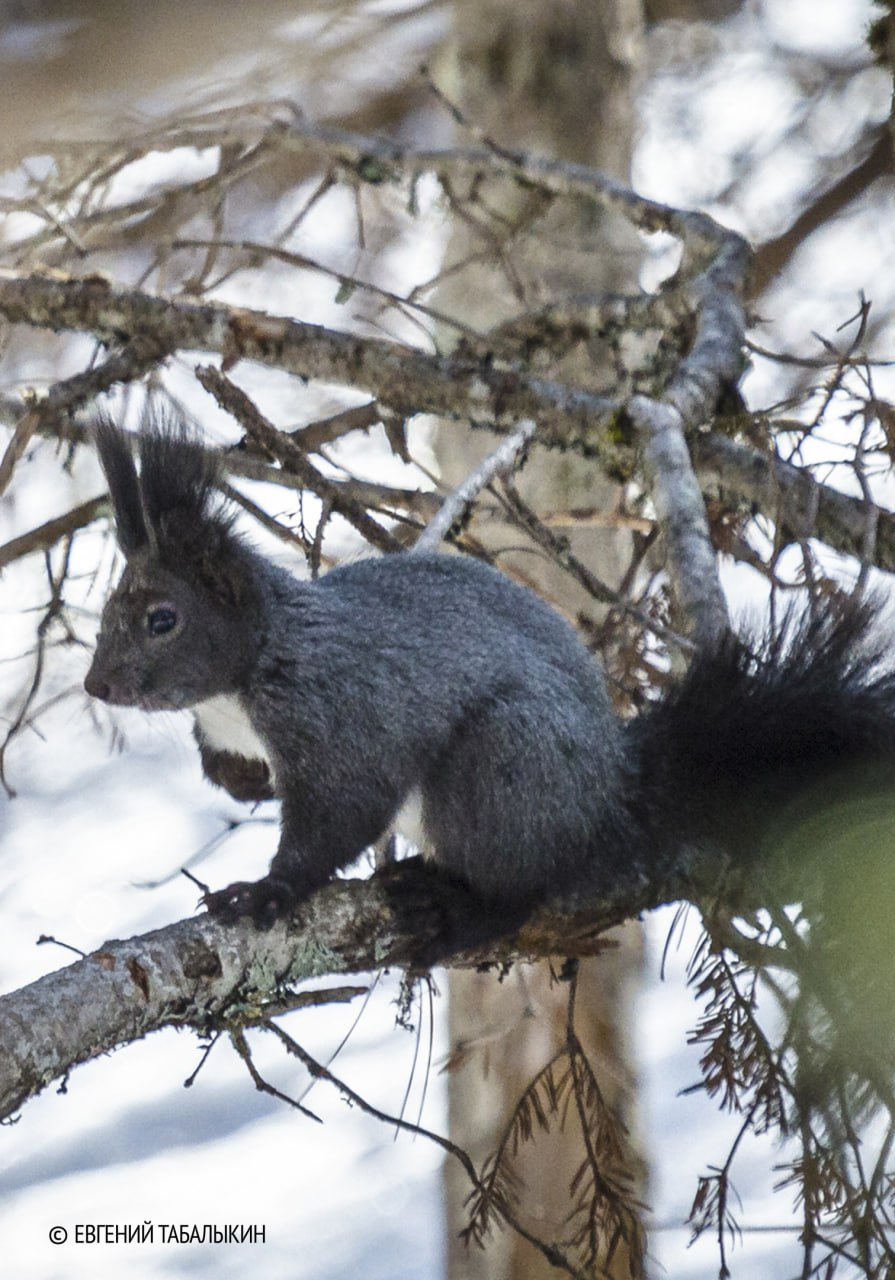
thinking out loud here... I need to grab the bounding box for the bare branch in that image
[0,409,39,497]
[751,130,893,298]
[195,364,402,554]
[692,432,895,572]
[0,270,622,453]
[0,496,106,570]
[630,395,730,645]
[0,857,679,1124]
[414,418,537,553]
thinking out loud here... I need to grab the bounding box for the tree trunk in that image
[435,3,648,1276]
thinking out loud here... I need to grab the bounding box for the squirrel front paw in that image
[203,875,296,928]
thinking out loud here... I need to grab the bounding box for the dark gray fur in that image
[85,413,895,946]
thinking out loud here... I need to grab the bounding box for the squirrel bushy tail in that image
[630,595,895,883]
[638,598,895,1120]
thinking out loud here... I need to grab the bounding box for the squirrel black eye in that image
[147,606,178,637]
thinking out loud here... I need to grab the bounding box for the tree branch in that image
[0,861,678,1124]
[0,270,623,454]
[6,272,889,570]
[276,118,743,253]
[195,364,402,553]
[692,431,895,570]
[0,495,106,570]
[630,395,730,645]
[413,417,537,552]
[751,130,893,297]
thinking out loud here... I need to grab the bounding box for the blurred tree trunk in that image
[434,3,648,1277]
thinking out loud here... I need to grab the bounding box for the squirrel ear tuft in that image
[94,408,244,599]
[137,409,244,601]
[92,415,149,556]
[137,408,224,550]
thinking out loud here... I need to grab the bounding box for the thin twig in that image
[195,365,402,554]
[413,418,537,553]
[266,1023,591,1280]
[229,1028,321,1123]
[0,409,39,497]
[498,477,694,654]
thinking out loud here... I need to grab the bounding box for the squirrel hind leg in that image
[419,697,604,904]
[378,856,531,968]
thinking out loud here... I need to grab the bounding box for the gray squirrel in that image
[84,413,895,954]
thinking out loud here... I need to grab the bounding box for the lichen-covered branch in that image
[2,268,891,581]
[275,118,742,254]
[693,431,895,569]
[629,395,730,646]
[0,864,673,1124]
[0,270,622,454]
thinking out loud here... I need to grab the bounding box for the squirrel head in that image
[85,413,261,711]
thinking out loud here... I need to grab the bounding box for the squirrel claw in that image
[202,876,295,929]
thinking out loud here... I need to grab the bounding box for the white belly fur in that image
[193,694,271,766]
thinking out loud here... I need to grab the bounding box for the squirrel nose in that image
[84,669,110,701]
